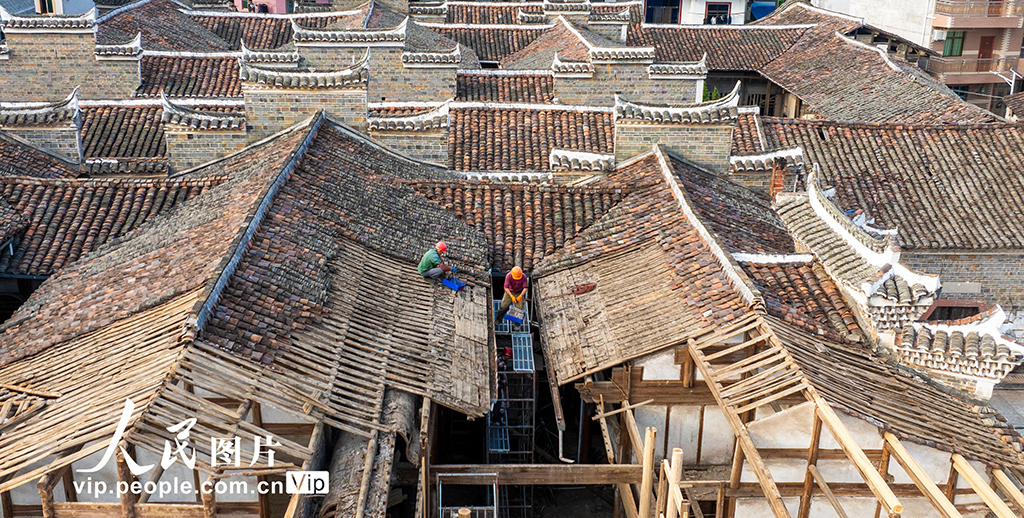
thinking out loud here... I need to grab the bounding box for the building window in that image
[704,2,731,24]
[943,30,965,57]
[919,300,986,322]
[645,0,680,24]
[950,85,969,100]
[36,0,54,14]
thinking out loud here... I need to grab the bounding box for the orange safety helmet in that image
[511,266,523,280]
[436,241,447,253]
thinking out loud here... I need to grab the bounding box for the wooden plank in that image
[733,382,808,415]
[638,428,655,518]
[951,454,1015,518]
[814,399,903,517]
[797,413,822,518]
[592,400,654,422]
[430,464,644,485]
[882,433,961,518]
[991,469,1024,516]
[597,397,639,518]
[703,333,771,362]
[623,408,644,456]
[808,465,850,518]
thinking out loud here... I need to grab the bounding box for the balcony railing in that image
[927,56,1016,73]
[935,0,1023,18]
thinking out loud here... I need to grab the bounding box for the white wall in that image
[810,0,935,47]
[680,0,745,25]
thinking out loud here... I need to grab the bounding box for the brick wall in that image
[614,123,732,173]
[728,169,801,196]
[370,130,448,165]
[367,48,457,104]
[165,129,249,171]
[3,125,82,162]
[243,87,367,141]
[586,23,625,43]
[296,46,367,69]
[0,32,138,101]
[554,65,699,106]
[901,251,1024,307]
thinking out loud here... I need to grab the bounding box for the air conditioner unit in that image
[933,29,947,42]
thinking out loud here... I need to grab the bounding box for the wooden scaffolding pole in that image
[637,427,656,518]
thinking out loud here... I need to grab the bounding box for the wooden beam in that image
[814,399,903,517]
[638,428,656,518]
[597,397,639,518]
[807,465,849,518]
[592,400,654,422]
[797,413,822,518]
[115,448,137,518]
[727,436,743,518]
[681,344,695,389]
[2,491,13,518]
[874,442,892,518]
[431,464,645,486]
[622,408,645,456]
[944,461,958,504]
[991,469,1024,516]
[882,433,961,518]
[951,454,1015,518]
[667,449,684,518]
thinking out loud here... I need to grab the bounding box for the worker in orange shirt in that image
[495,266,528,323]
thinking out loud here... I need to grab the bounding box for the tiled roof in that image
[0,176,225,277]
[897,320,1024,381]
[136,56,242,99]
[500,19,591,69]
[1004,91,1024,116]
[428,26,546,62]
[191,13,366,50]
[0,119,317,366]
[535,154,749,384]
[448,106,614,171]
[627,25,807,70]
[762,118,1024,250]
[455,72,554,102]
[667,152,795,255]
[0,132,80,179]
[591,2,641,24]
[446,3,543,24]
[97,0,233,52]
[740,260,861,341]
[409,181,627,271]
[0,201,27,246]
[80,105,166,162]
[775,315,1024,469]
[775,192,880,287]
[0,88,80,127]
[752,3,995,124]
[732,111,766,154]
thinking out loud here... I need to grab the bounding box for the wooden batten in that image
[951,454,1015,518]
[882,433,961,518]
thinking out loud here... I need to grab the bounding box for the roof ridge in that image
[183,112,326,340]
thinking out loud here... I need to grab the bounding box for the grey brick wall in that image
[371,130,447,165]
[368,48,457,104]
[0,32,138,101]
[728,169,801,195]
[615,123,732,173]
[243,87,367,142]
[587,24,625,43]
[165,130,249,172]
[297,46,368,69]
[554,65,699,106]
[3,125,81,162]
[901,251,1024,305]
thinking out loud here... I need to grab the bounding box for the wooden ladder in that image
[686,315,805,518]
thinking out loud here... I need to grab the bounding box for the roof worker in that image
[418,241,452,280]
[495,266,528,323]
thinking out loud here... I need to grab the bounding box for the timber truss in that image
[585,312,1024,518]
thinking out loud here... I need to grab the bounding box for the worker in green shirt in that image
[418,241,452,279]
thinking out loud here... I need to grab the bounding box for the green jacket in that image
[418,249,442,275]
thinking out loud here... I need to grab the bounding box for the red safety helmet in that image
[436,241,447,253]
